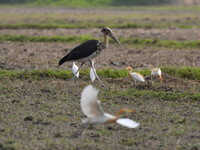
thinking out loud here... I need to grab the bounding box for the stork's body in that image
[59,40,104,65]
[81,85,140,128]
[151,68,162,83]
[58,27,122,91]
[127,67,145,85]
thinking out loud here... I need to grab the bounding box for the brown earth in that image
[0,76,199,150]
[0,41,199,71]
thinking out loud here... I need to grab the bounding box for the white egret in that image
[80,85,140,128]
[126,66,145,85]
[151,68,162,83]
[72,62,79,78]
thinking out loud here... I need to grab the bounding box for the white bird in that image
[90,61,96,82]
[72,62,79,78]
[127,66,145,84]
[80,85,140,128]
[151,68,162,83]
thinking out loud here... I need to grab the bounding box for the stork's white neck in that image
[102,35,108,49]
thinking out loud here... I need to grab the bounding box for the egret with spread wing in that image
[80,85,140,128]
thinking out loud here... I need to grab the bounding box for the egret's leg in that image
[93,80,96,87]
[134,80,137,87]
[151,75,154,84]
[89,60,108,90]
[71,124,86,138]
[67,62,84,93]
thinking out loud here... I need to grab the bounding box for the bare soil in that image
[0,77,199,150]
[0,41,199,71]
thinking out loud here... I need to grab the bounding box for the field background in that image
[0,1,200,150]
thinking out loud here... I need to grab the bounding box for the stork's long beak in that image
[108,32,123,48]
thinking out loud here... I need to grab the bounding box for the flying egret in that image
[151,68,162,83]
[58,27,122,92]
[80,85,140,128]
[126,66,145,85]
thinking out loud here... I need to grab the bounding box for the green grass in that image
[103,88,200,101]
[1,23,200,30]
[0,67,199,80]
[1,35,200,49]
[162,66,200,80]
[1,1,200,11]
[0,35,94,43]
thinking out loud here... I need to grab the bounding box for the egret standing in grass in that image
[90,61,96,82]
[126,66,145,86]
[151,68,162,83]
[71,62,80,91]
[58,27,122,92]
[80,85,140,128]
[72,62,79,78]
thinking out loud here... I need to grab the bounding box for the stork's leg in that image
[67,62,84,93]
[89,60,108,90]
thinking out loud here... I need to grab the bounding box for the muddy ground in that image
[0,41,199,71]
[0,7,200,150]
[0,76,199,150]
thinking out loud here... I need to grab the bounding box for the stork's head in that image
[101,27,122,48]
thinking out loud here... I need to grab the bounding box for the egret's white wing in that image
[72,63,79,78]
[116,118,140,128]
[131,72,145,82]
[90,68,96,82]
[80,85,104,118]
[104,113,115,119]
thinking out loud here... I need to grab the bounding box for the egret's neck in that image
[102,34,108,49]
[127,68,132,79]
[128,72,132,79]
[106,109,127,124]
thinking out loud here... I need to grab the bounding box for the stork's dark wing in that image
[59,40,100,66]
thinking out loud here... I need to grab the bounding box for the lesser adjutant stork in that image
[58,27,122,91]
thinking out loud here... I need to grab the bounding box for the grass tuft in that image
[0,67,199,81]
[0,35,93,43]
[162,66,200,80]
[1,35,200,49]
[103,88,200,101]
